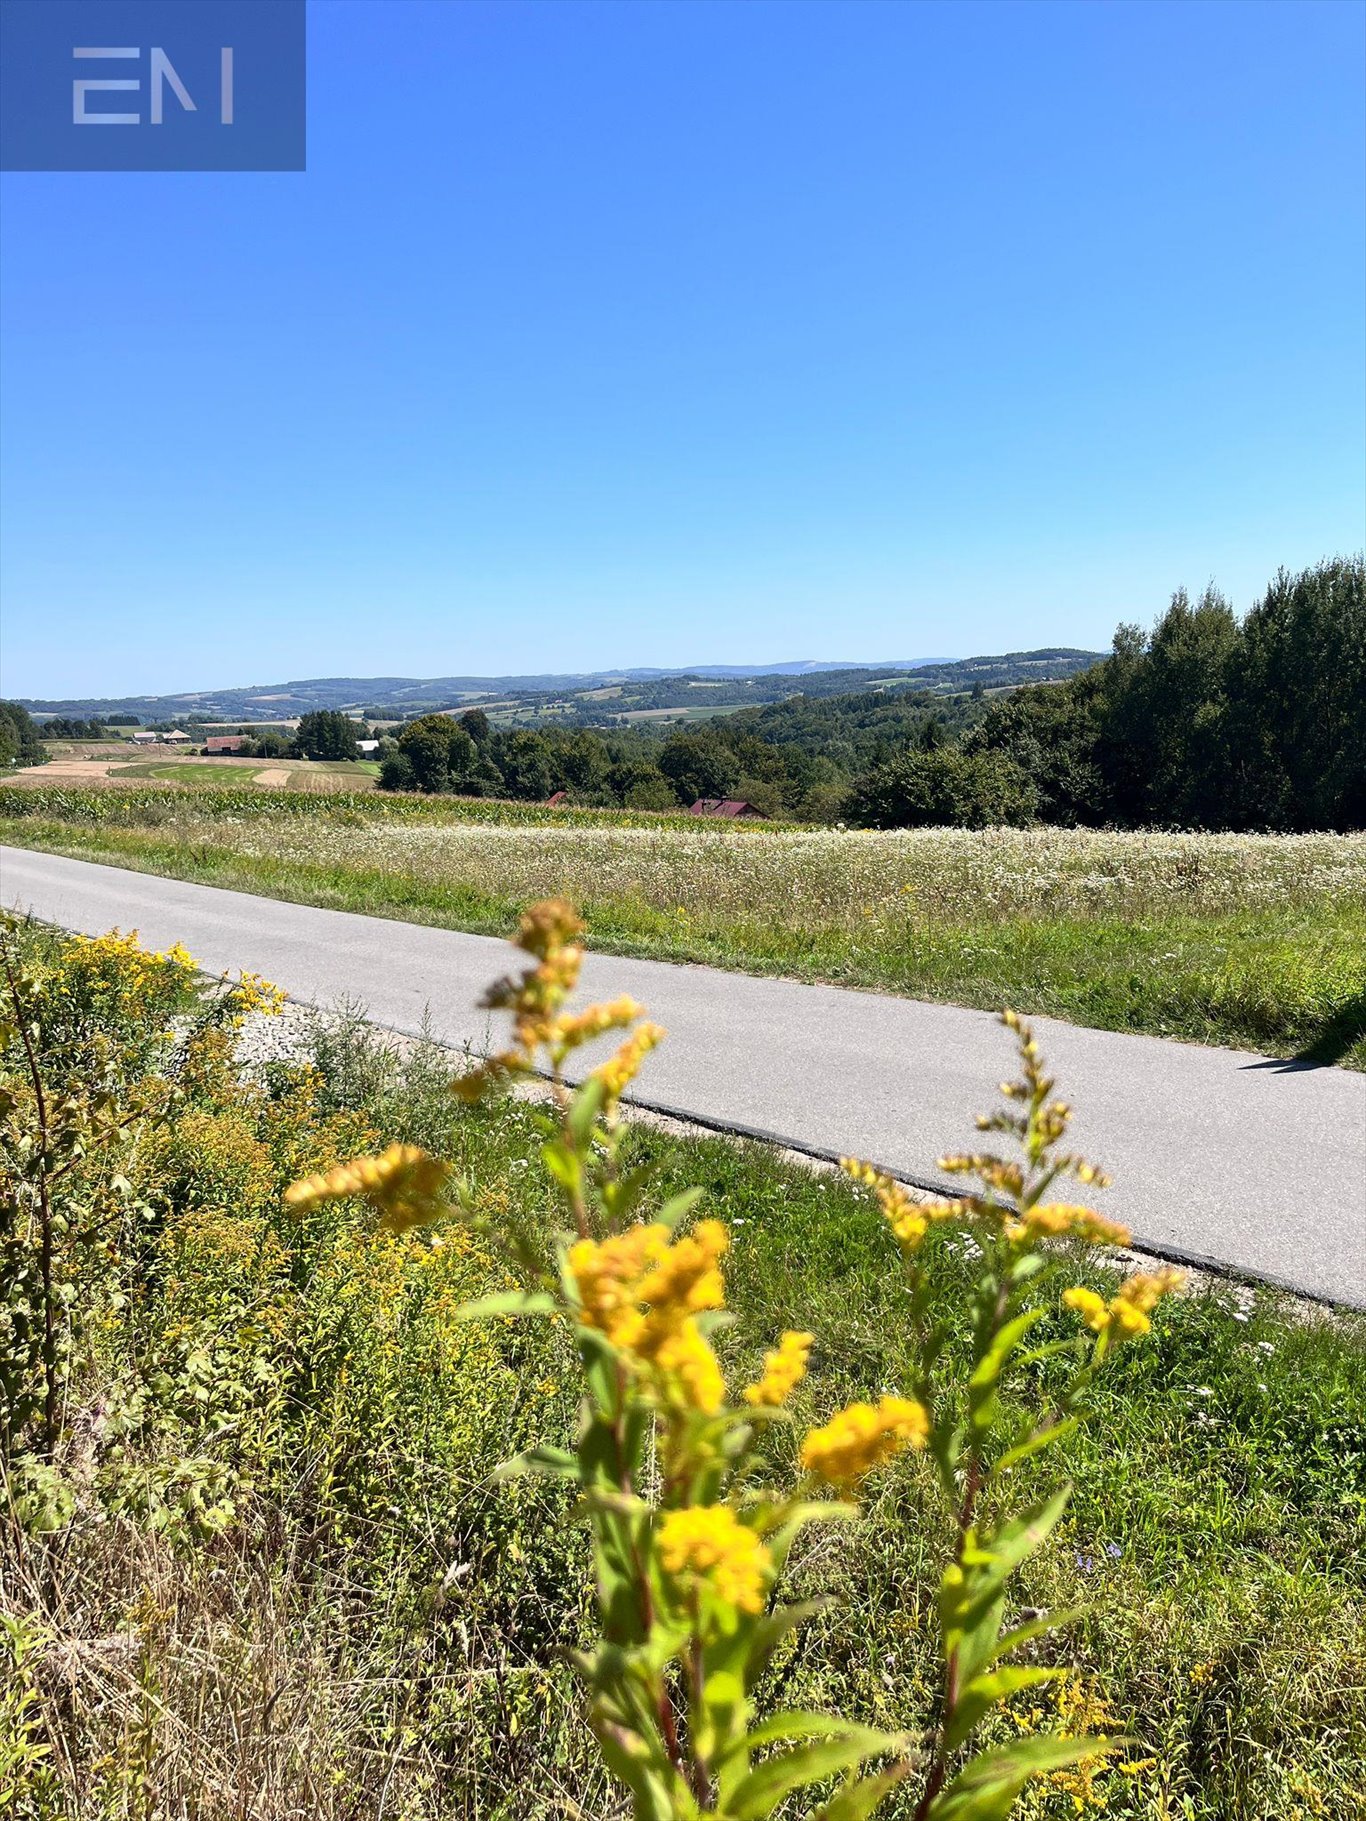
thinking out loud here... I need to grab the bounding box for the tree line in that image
[0,702,46,769]
[847,556,1364,831]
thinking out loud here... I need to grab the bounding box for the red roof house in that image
[205,735,249,754]
[545,790,569,807]
[688,798,767,819]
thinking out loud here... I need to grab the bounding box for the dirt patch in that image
[252,768,290,786]
[7,760,134,784]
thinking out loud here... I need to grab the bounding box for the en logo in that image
[72,45,234,127]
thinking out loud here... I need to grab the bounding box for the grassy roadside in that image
[4,915,1363,1818]
[4,787,1364,1067]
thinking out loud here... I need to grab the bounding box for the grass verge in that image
[2,915,1361,1819]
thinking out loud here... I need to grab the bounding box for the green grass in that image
[4,916,1361,1818]
[4,784,1363,1067]
[112,758,381,788]
[114,760,264,784]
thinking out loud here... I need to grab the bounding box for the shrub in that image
[843,748,1038,830]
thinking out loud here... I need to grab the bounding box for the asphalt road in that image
[5,845,1364,1308]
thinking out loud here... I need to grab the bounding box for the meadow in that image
[3,783,1364,1066]
[1,915,1362,1819]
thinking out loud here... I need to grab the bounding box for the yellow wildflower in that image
[937,1153,1025,1199]
[842,1157,966,1249]
[450,1047,532,1102]
[657,1505,771,1614]
[285,1142,451,1232]
[743,1330,813,1408]
[800,1394,929,1491]
[567,1219,730,1412]
[568,1224,670,1345]
[1064,1266,1183,1341]
[640,1315,726,1413]
[547,995,643,1059]
[592,1022,666,1107]
[635,1218,728,1314]
[1009,1202,1131,1247]
[453,898,587,1098]
[512,896,584,961]
[231,970,287,1018]
[1062,1287,1110,1333]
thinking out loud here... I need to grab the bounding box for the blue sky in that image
[2,0,1363,698]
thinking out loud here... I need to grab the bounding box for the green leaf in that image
[766,1500,858,1573]
[714,1708,854,1770]
[602,1162,659,1225]
[726,1727,909,1820]
[991,1606,1084,1663]
[993,1419,1079,1477]
[495,1443,579,1482]
[812,1766,912,1821]
[453,1290,557,1323]
[656,1186,704,1231]
[965,1485,1072,1581]
[942,1666,1064,1753]
[1008,1252,1048,1284]
[568,1074,607,1143]
[969,1310,1046,1403]
[541,1141,583,1198]
[741,1597,828,1686]
[926,1735,1125,1821]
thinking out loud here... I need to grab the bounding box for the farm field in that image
[1,913,1361,1819]
[3,783,1363,1066]
[8,752,380,792]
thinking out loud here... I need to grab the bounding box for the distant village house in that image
[205,735,249,754]
[688,798,767,819]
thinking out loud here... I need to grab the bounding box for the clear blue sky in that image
[2,0,1363,698]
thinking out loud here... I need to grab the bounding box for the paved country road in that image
[5,845,1364,1309]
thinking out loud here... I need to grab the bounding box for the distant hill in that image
[20,650,1102,725]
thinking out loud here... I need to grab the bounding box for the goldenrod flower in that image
[800,1394,929,1491]
[567,1219,730,1412]
[657,1505,771,1614]
[1064,1266,1183,1341]
[450,1048,531,1103]
[1007,1203,1131,1247]
[592,1023,666,1107]
[454,898,588,1097]
[231,970,287,1019]
[937,1153,1025,1199]
[513,897,584,961]
[568,1224,671,1345]
[286,1142,451,1232]
[1061,1287,1110,1333]
[449,897,669,1115]
[841,1157,965,1249]
[635,1218,728,1314]
[548,996,643,1060]
[640,1315,726,1414]
[743,1330,813,1408]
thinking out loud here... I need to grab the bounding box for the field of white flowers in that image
[220,817,1366,927]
